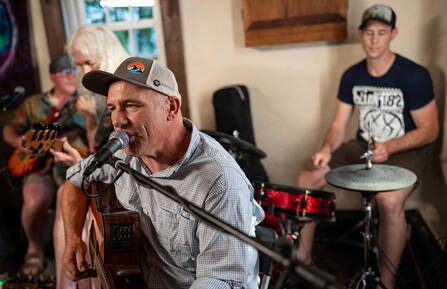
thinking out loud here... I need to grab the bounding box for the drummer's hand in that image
[371,141,389,163]
[311,148,331,169]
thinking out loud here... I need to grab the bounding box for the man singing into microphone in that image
[62,57,264,289]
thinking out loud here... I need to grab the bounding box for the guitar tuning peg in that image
[35,123,46,130]
[55,123,63,134]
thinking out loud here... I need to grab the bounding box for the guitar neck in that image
[89,237,115,289]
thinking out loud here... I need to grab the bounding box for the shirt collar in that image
[150,118,200,178]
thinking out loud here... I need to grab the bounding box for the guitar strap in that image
[47,94,78,124]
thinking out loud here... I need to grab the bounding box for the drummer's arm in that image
[312,102,353,168]
[372,99,438,162]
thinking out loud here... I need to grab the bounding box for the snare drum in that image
[253,182,336,224]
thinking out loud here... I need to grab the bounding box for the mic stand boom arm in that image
[106,157,345,289]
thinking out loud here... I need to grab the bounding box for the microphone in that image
[1,86,26,111]
[83,130,129,177]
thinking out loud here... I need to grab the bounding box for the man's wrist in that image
[383,140,397,155]
[320,145,331,154]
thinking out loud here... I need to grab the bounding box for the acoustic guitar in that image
[89,182,142,289]
[8,123,88,177]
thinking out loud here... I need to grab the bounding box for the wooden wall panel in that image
[160,0,189,118]
[242,0,347,47]
[40,0,66,59]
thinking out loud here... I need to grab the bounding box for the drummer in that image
[296,4,438,289]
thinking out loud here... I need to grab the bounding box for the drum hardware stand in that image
[348,130,387,289]
[333,137,376,246]
[347,190,386,289]
[273,223,301,289]
[334,122,376,244]
[325,122,417,289]
[361,119,374,169]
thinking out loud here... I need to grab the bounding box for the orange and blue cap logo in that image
[127,61,145,74]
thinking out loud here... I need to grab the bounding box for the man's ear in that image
[391,27,398,40]
[49,73,57,83]
[357,28,364,39]
[167,96,180,120]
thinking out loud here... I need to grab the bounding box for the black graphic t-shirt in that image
[337,54,434,142]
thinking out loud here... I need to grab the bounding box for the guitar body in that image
[8,149,55,177]
[89,182,142,289]
[8,148,40,177]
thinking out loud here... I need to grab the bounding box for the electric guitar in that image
[8,123,88,177]
[89,182,142,289]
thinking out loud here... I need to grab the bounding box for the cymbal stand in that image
[350,122,387,289]
[348,191,387,289]
[274,219,301,289]
[337,130,375,246]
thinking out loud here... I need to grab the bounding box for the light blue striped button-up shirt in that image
[67,119,265,289]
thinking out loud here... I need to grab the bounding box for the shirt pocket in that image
[156,205,199,259]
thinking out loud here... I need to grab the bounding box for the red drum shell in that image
[253,182,336,224]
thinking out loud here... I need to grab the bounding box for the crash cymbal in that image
[201,130,267,159]
[325,164,417,193]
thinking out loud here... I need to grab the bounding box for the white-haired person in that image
[50,24,129,289]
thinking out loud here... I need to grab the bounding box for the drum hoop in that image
[297,212,336,222]
[253,182,334,198]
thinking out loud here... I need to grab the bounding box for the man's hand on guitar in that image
[63,240,97,281]
[50,137,83,167]
[18,136,33,154]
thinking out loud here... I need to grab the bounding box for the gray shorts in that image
[329,139,429,185]
[23,172,57,192]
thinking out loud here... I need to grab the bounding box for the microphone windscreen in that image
[109,130,129,148]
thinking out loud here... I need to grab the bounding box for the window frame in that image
[61,0,166,65]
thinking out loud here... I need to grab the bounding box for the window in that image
[61,0,166,65]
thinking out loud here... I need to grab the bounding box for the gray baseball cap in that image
[359,4,396,30]
[49,55,75,74]
[82,57,181,103]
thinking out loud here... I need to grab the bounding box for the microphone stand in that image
[105,157,345,289]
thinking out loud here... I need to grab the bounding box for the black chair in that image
[255,226,278,289]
